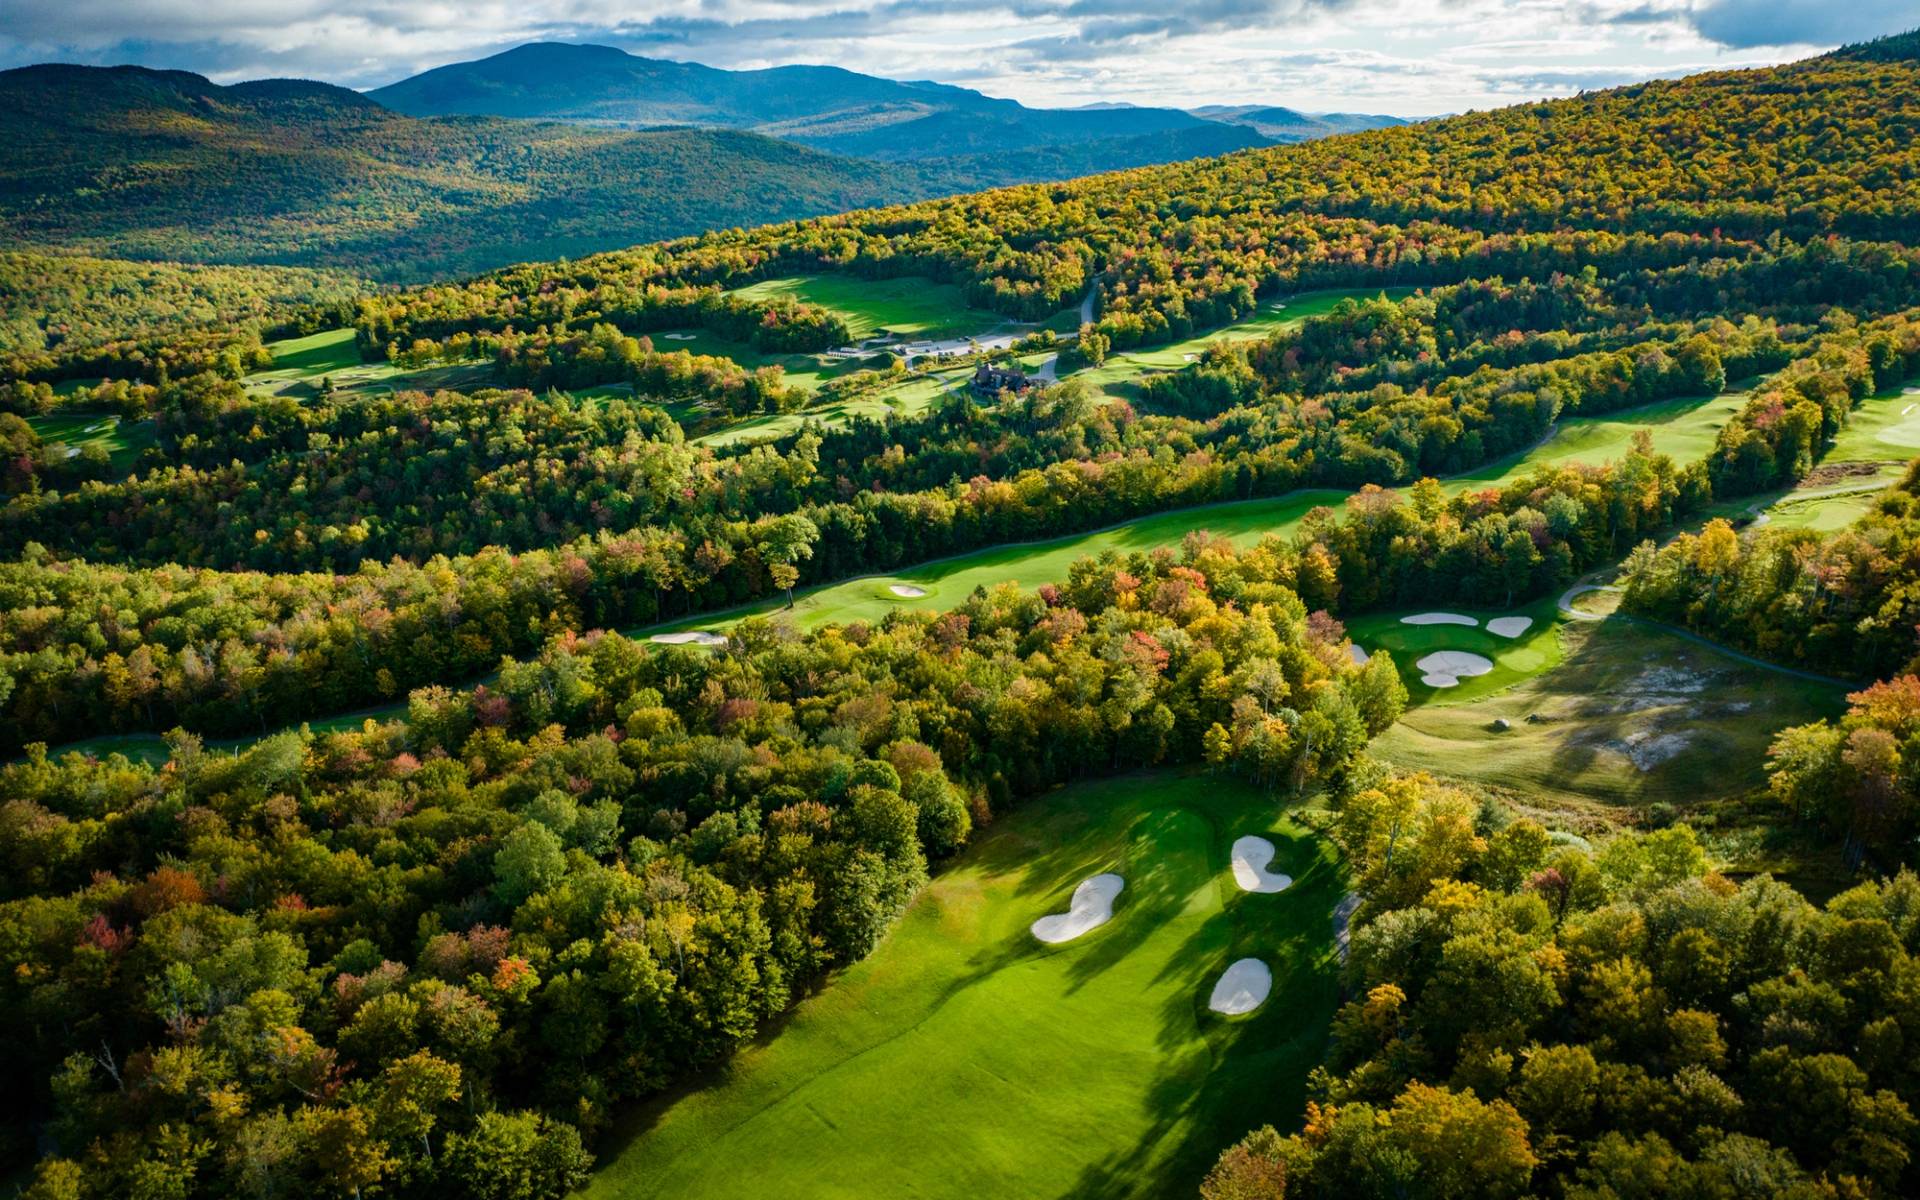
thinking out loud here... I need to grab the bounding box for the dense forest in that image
[7,27,1920,1200]
[0,66,943,280]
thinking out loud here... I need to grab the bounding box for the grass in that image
[695,368,971,448]
[1368,596,1848,832]
[27,410,157,472]
[1346,596,1567,706]
[583,770,1342,1200]
[1446,390,1749,494]
[1820,384,1920,465]
[727,274,1022,340]
[1733,384,1920,530]
[649,490,1348,637]
[1067,288,1415,399]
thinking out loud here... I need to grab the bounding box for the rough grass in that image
[1369,609,1847,830]
[582,770,1342,1200]
[728,274,1021,340]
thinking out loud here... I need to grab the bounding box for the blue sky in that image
[0,0,1913,115]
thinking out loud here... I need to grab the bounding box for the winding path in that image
[1556,585,1856,687]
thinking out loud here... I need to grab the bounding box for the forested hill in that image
[366,41,1284,163]
[0,65,945,280]
[343,32,1920,350]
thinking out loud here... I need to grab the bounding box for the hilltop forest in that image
[4,27,1920,1200]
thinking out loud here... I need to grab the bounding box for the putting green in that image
[583,770,1342,1200]
[1345,596,1567,706]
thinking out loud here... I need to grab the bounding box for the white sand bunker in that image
[1486,616,1534,638]
[661,332,698,341]
[1348,643,1370,665]
[1208,958,1273,1015]
[888,584,928,598]
[1416,650,1494,688]
[1031,873,1124,944]
[650,631,727,647]
[1230,836,1293,894]
[1401,612,1478,627]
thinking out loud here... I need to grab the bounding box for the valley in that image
[5,25,1920,1200]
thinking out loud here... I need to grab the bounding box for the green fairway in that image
[26,410,156,472]
[1345,596,1567,706]
[1819,385,1920,464]
[1370,599,1848,827]
[1447,390,1749,493]
[728,274,1021,340]
[1068,288,1415,398]
[585,770,1342,1200]
[649,490,1347,637]
[266,326,361,373]
[695,368,969,447]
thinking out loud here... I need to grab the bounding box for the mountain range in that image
[367,42,1406,161]
[0,47,1404,281]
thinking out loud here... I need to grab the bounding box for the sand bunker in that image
[1348,643,1370,665]
[1416,650,1494,688]
[661,332,698,341]
[1031,873,1124,944]
[1208,958,1273,1015]
[888,584,928,598]
[1401,612,1478,627]
[650,631,727,647]
[1486,616,1534,638]
[1229,836,1293,894]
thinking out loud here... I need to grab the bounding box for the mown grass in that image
[649,490,1348,637]
[1345,595,1567,706]
[583,770,1342,1200]
[26,410,156,472]
[1067,288,1415,399]
[728,274,1022,340]
[1369,604,1847,830]
[1447,390,1749,494]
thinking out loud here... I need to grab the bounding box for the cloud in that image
[0,0,1896,113]
[1682,0,1914,49]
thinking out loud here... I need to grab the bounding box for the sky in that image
[0,0,1914,116]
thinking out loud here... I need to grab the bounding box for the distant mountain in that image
[0,64,941,280]
[368,42,1276,165]
[1188,104,1408,142]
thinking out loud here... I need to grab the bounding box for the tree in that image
[441,1112,592,1200]
[758,514,819,607]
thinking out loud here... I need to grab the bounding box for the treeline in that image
[0,544,1398,1199]
[0,412,1701,750]
[1619,473,1920,684]
[1202,771,1920,1199]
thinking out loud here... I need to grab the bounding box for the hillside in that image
[0,64,942,280]
[1190,103,1410,141]
[368,42,1298,165]
[9,28,1920,1200]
